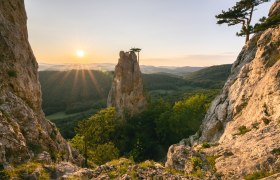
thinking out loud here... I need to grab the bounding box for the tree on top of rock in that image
[216,0,270,43]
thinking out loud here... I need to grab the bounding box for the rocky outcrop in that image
[54,158,200,179]
[167,1,280,179]
[107,51,147,117]
[0,0,81,164]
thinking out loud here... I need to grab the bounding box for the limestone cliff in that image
[107,51,147,117]
[166,1,280,179]
[0,0,80,164]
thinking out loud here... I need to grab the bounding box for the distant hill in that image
[39,63,204,76]
[184,64,232,88]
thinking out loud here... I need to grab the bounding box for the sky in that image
[25,0,274,67]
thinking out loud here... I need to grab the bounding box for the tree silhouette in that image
[130,48,142,63]
[216,0,270,43]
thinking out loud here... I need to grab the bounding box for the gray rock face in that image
[107,51,147,117]
[167,1,280,178]
[0,0,80,164]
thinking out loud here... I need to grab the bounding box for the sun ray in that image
[85,66,103,98]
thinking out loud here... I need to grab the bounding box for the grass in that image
[46,110,92,120]
[234,125,251,136]
[206,156,217,172]
[190,156,203,171]
[138,160,155,169]
[2,162,49,179]
[107,158,134,179]
[165,168,185,176]
[244,171,272,180]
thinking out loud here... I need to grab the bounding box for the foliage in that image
[216,0,270,42]
[106,158,135,178]
[2,162,49,179]
[114,95,210,162]
[49,109,98,139]
[90,142,119,165]
[71,107,120,166]
[191,156,203,171]
[7,70,17,78]
[244,171,272,180]
[138,160,156,169]
[70,92,215,163]
[155,95,209,149]
[272,148,280,155]
[206,156,217,172]
[202,142,211,148]
[262,117,271,125]
[143,73,187,91]
[254,14,280,32]
[235,125,251,135]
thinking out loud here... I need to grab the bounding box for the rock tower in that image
[107,51,147,117]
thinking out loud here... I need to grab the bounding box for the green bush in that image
[244,171,272,180]
[202,142,211,148]
[138,160,155,169]
[7,70,17,78]
[272,148,280,155]
[2,162,49,179]
[262,117,271,125]
[91,142,119,165]
[191,156,203,171]
[235,126,251,136]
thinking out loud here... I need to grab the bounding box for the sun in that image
[76,50,85,58]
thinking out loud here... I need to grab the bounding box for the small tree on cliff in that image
[216,0,270,43]
[71,107,120,167]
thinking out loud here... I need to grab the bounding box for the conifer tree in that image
[216,0,270,43]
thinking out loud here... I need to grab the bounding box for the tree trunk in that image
[245,5,255,43]
[245,33,250,43]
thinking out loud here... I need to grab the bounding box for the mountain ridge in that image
[38,62,205,75]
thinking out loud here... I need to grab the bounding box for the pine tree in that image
[216,0,270,43]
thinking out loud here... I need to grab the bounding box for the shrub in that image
[262,117,271,125]
[7,70,17,78]
[206,156,217,172]
[251,122,260,129]
[202,142,211,148]
[235,126,251,136]
[27,143,42,154]
[191,156,203,171]
[91,142,119,165]
[138,160,155,169]
[244,171,272,180]
[2,162,49,179]
[272,148,280,155]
